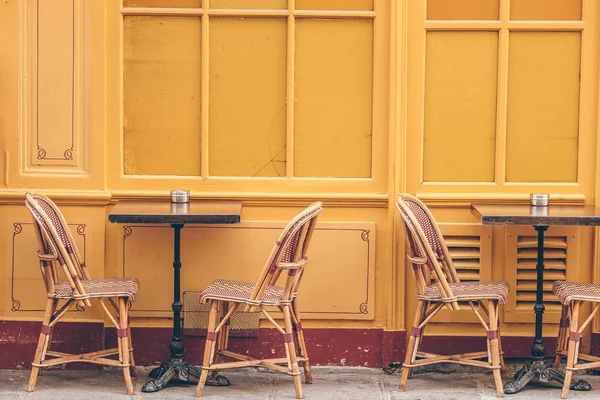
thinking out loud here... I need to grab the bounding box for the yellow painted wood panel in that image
[211,0,286,8]
[123,16,202,176]
[423,31,498,182]
[36,0,74,164]
[209,18,287,177]
[122,222,375,320]
[123,0,202,7]
[427,0,499,20]
[506,32,581,183]
[510,0,582,21]
[294,19,373,178]
[296,0,373,10]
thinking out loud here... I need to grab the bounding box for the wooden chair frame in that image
[554,300,600,398]
[25,193,137,395]
[195,202,323,399]
[396,194,506,397]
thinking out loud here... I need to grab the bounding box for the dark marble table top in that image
[108,200,242,225]
[471,203,600,226]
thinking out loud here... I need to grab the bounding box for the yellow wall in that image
[1,0,600,351]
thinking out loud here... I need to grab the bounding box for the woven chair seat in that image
[51,277,139,301]
[553,280,600,305]
[418,280,509,304]
[200,279,289,305]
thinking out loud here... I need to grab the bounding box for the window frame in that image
[106,0,391,196]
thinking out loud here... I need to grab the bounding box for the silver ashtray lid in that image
[530,193,549,207]
[170,190,190,203]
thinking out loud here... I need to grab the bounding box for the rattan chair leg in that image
[292,299,312,384]
[497,324,507,378]
[283,305,304,399]
[488,300,503,397]
[119,298,134,395]
[39,300,58,378]
[399,300,426,391]
[27,299,55,392]
[127,323,137,377]
[554,305,569,369]
[408,301,429,380]
[196,300,219,397]
[561,302,581,399]
[212,301,226,379]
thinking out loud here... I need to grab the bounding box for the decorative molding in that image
[0,190,112,205]
[417,193,586,208]
[110,191,389,208]
[0,189,388,207]
[10,222,86,312]
[19,0,91,175]
[122,224,374,319]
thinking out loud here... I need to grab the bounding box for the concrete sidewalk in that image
[1,364,599,399]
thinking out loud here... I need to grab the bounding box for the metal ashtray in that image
[530,193,549,207]
[171,190,190,204]
[171,202,190,215]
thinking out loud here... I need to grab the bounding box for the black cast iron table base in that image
[140,224,231,393]
[503,226,590,394]
[504,360,590,394]
[141,359,230,392]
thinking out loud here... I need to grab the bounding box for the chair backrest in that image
[248,202,323,305]
[25,193,91,304]
[396,194,460,310]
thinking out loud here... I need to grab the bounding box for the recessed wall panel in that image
[423,31,498,182]
[296,0,373,10]
[510,0,581,21]
[123,17,202,176]
[209,18,287,177]
[211,0,286,8]
[506,32,581,182]
[294,19,373,178]
[427,0,499,20]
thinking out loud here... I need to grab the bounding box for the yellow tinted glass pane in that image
[295,19,373,178]
[428,0,499,20]
[123,17,201,176]
[506,32,581,182]
[511,0,581,21]
[209,18,287,177]
[123,0,202,7]
[296,0,373,10]
[423,32,498,182]
[211,0,286,8]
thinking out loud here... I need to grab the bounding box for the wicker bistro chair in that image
[396,194,509,397]
[24,193,139,394]
[552,280,600,398]
[194,202,323,399]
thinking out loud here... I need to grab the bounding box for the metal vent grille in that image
[516,235,567,312]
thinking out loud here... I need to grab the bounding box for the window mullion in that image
[201,1,210,178]
[494,0,510,186]
[286,0,296,178]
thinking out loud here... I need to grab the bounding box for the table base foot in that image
[142,359,230,392]
[504,360,591,394]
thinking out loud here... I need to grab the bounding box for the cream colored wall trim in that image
[418,192,586,207]
[0,189,388,208]
[0,189,111,205]
[388,0,408,330]
[110,190,389,208]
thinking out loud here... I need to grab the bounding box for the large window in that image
[407,0,598,196]
[110,0,389,193]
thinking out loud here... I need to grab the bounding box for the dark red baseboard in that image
[0,320,572,369]
[0,320,104,370]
